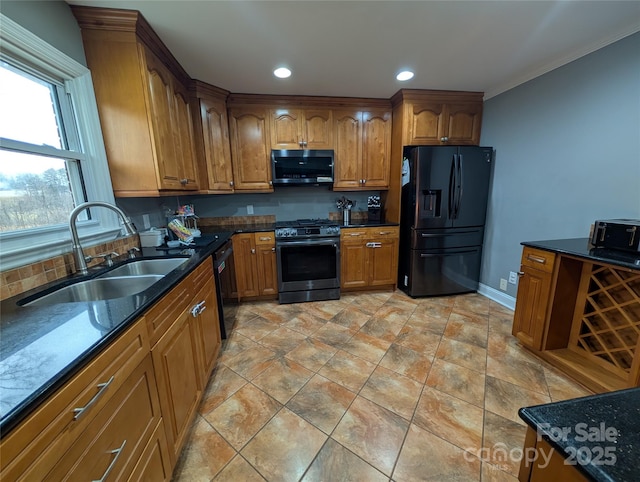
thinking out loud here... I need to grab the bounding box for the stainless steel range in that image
[275,219,341,304]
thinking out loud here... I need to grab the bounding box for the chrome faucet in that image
[69,201,137,275]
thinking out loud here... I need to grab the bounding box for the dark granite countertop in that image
[519,388,640,482]
[522,238,640,271]
[0,232,232,436]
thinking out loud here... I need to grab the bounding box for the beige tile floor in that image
[173,290,592,481]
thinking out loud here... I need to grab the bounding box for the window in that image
[0,61,85,232]
[0,14,118,270]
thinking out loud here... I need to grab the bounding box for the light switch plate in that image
[509,271,518,284]
[142,214,151,229]
[247,204,254,214]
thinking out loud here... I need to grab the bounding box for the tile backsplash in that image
[0,235,139,301]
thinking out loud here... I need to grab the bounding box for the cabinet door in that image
[172,80,199,190]
[341,240,368,289]
[44,356,162,481]
[233,233,260,298]
[200,97,234,192]
[152,309,202,464]
[255,232,278,296]
[271,108,302,149]
[512,265,552,350]
[333,110,362,190]
[407,102,445,145]
[193,278,222,382]
[445,103,482,145]
[143,48,182,190]
[229,107,273,191]
[361,110,391,189]
[368,238,398,286]
[303,109,333,149]
[127,420,172,482]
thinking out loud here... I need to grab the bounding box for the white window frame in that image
[0,14,121,271]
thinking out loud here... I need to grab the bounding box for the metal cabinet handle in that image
[440,136,449,142]
[378,231,392,235]
[366,242,382,248]
[180,178,188,185]
[526,254,546,264]
[92,439,126,482]
[347,232,363,236]
[271,247,275,252]
[251,248,256,254]
[73,376,114,421]
[191,300,206,317]
[269,180,273,186]
[518,271,525,277]
[259,236,272,241]
[230,181,234,187]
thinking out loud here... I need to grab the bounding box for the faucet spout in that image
[69,201,137,275]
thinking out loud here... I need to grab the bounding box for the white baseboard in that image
[478,283,516,311]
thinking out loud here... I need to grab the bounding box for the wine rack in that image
[570,264,640,379]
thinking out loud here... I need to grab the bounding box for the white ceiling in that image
[66,0,640,100]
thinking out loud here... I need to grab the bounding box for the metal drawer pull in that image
[526,254,547,264]
[93,439,126,482]
[73,376,114,421]
[259,237,272,241]
[378,231,392,235]
[191,300,206,317]
[366,242,382,248]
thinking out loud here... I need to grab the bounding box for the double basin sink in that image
[20,258,189,307]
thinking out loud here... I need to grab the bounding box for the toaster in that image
[591,219,640,253]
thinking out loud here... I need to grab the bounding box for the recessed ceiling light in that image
[274,67,292,79]
[396,70,414,81]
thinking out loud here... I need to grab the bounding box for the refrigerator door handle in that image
[448,154,456,218]
[419,249,478,257]
[454,154,463,218]
[420,231,479,237]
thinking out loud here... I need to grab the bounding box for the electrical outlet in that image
[247,204,254,214]
[509,271,518,284]
[499,278,508,291]
[142,214,151,229]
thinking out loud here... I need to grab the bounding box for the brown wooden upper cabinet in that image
[228,106,273,192]
[392,90,484,146]
[270,108,333,149]
[333,109,391,190]
[191,81,234,193]
[71,6,200,197]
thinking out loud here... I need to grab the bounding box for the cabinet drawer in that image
[369,227,399,239]
[0,318,149,480]
[255,231,275,245]
[341,229,369,241]
[146,258,212,345]
[521,247,555,273]
[44,355,161,481]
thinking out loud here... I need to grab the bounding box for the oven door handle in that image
[276,239,339,247]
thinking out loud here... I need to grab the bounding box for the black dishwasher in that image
[212,238,237,339]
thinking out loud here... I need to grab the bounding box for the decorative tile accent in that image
[0,234,139,301]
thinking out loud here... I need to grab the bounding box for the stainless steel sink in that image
[22,275,163,306]
[97,258,189,278]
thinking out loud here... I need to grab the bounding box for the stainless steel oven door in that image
[276,237,340,293]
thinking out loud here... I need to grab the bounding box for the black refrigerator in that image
[398,145,493,297]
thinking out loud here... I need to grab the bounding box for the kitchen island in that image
[518,387,640,482]
[512,238,640,394]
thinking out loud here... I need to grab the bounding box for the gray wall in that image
[480,32,640,298]
[1,1,87,66]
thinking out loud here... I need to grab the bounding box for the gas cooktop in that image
[275,218,340,239]
[275,218,339,228]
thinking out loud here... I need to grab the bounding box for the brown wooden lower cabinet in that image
[233,232,277,299]
[512,244,640,393]
[0,257,221,480]
[341,226,399,290]
[518,427,588,482]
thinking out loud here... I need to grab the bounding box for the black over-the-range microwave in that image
[271,149,334,186]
